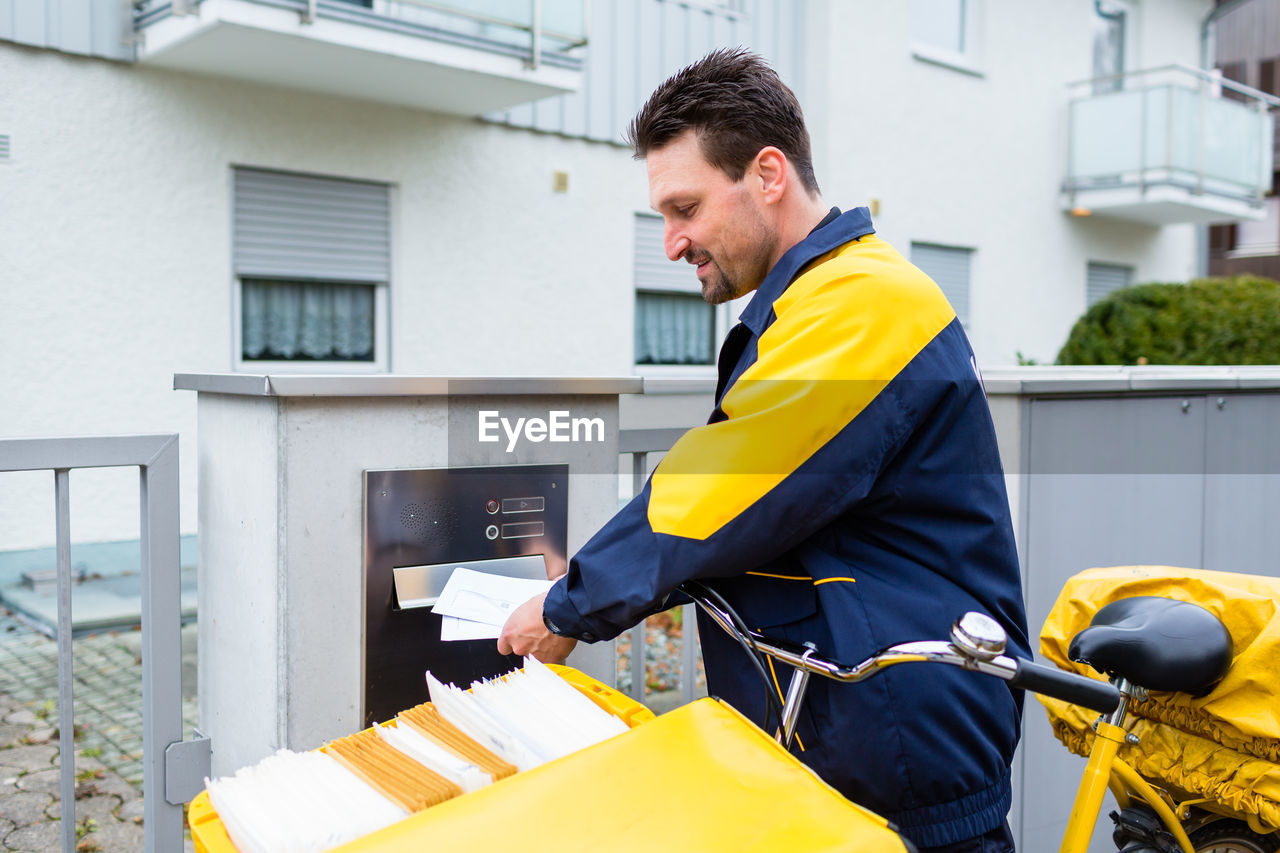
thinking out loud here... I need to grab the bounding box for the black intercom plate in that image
[362,464,568,726]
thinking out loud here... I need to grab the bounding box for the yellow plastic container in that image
[192,667,909,852]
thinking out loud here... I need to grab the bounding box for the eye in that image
[677,204,697,218]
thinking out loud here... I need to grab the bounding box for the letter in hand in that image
[497,592,577,663]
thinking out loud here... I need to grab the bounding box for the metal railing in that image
[148,0,587,70]
[617,427,701,707]
[0,436,208,853]
[1064,63,1280,206]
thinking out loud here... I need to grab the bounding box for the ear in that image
[753,146,788,205]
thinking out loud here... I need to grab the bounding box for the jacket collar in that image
[738,206,876,336]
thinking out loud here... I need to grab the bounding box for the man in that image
[499,48,1029,852]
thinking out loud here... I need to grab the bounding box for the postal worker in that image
[500,47,1030,853]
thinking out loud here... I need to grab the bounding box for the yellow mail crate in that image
[191,666,909,852]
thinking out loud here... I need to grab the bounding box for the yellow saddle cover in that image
[1039,565,1280,828]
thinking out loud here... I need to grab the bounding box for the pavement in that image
[0,607,197,852]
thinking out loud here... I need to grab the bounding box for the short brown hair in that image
[626,47,819,195]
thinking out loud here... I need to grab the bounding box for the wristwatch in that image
[544,611,592,642]
[543,611,567,636]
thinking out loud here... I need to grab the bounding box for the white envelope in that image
[440,615,502,642]
[431,567,554,627]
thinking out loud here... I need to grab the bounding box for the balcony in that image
[133,0,586,116]
[1062,65,1278,226]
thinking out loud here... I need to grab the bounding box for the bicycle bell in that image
[951,612,1007,661]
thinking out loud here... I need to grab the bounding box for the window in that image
[1217,61,1250,104]
[1231,197,1280,257]
[911,242,973,327]
[1086,261,1133,307]
[913,0,966,54]
[1208,223,1238,259]
[1259,58,1279,97]
[635,292,716,365]
[232,168,390,371]
[241,280,375,361]
[633,213,717,366]
[910,0,981,74]
[1092,0,1127,93]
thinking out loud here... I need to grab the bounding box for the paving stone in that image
[0,790,54,827]
[22,728,53,746]
[3,819,61,851]
[0,613,198,848]
[91,774,139,803]
[75,755,105,775]
[114,799,144,822]
[14,768,58,796]
[0,745,56,773]
[78,816,144,851]
[0,726,25,750]
[44,793,123,824]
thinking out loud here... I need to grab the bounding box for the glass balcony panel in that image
[372,0,584,52]
[1167,85,1197,177]
[1143,85,1171,176]
[1065,65,1275,224]
[1201,92,1268,189]
[1070,89,1146,180]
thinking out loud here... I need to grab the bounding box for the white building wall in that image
[0,45,650,548]
[810,0,1210,368]
[1,0,1219,550]
[488,0,807,145]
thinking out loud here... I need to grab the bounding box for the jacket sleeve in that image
[544,248,960,642]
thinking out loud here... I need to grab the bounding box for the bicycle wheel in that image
[1188,820,1280,853]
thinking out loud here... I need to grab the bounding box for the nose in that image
[663,221,691,262]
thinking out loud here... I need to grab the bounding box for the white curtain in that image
[635,292,714,365]
[242,280,374,361]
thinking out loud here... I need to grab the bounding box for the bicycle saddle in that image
[1068,596,1232,694]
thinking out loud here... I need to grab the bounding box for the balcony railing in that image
[132,0,587,116]
[1063,64,1280,225]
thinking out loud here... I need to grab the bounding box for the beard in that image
[693,255,738,306]
[689,206,777,306]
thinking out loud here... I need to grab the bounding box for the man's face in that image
[647,131,778,305]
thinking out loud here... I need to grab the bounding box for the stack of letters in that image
[204,658,628,853]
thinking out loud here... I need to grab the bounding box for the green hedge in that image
[1057,275,1280,365]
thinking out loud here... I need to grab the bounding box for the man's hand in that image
[497,592,577,663]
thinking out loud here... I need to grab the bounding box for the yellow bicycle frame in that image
[1059,719,1195,853]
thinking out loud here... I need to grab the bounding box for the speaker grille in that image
[400,500,458,546]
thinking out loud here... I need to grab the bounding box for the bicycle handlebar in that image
[679,580,1120,715]
[1009,658,1120,713]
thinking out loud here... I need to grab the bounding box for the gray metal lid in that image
[173,374,643,396]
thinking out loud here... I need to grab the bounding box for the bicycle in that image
[680,579,1276,853]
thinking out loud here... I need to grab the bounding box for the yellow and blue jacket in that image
[543,207,1030,848]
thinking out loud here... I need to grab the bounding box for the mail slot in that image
[363,464,568,727]
[391,554,548,609]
